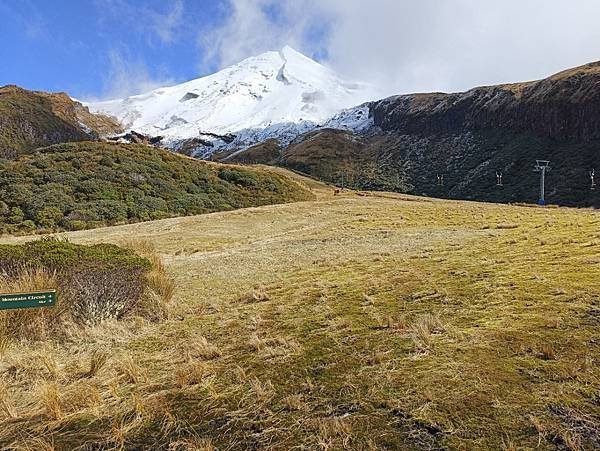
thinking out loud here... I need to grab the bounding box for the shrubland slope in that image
[0,141,313,233]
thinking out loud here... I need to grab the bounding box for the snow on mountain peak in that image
[86,46,374,155]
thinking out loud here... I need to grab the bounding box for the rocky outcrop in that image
[371,61,600,142]
[106,130,163,146]
[0,85,122,158]
[172,137,215,156]
[199,131,236,144]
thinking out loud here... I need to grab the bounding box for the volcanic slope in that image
[0,85,121,158]
[86,46,373,155]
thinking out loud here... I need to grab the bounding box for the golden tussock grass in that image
[38,381,62,420]
[410,313,444,352]
[82,350,109,378]
[187,336,222,360]
[116,354,147,384]
[123,239,176,306]
[237,286,270,303]
[0,173,598,449]
[175,361,208,387]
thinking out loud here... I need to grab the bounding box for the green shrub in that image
[0,239,152,327]
[66,220,87,231]
[218,168,259,187]
[8,207,24,224]
[19,220,36,231]
[35,207,63,228]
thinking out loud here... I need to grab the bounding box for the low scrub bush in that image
[0,238,170,339]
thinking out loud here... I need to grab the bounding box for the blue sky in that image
[0,0,230,98]
[2,1,600,100]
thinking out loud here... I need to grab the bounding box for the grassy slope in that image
[0,176,598,449]
[0,141,314,233]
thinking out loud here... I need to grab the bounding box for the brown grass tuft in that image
[317,416,353,443]
[83,350,109,378]
[0,384,15,419]
[238,286,270,303]
[410,313,444,352]
[282,394,309,412]
[117,355,146,384]
[146,254,176,305]
[40,354,60,380]
[539,343,557,361]
[38,381,62,420]
[168,438,216,451]
[189,336,222,360]
[123,239,176,308]
[0,337,11,359]
[175,362,207,387]
[250,378,275,402]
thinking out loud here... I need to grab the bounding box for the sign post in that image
[0,290,57,310]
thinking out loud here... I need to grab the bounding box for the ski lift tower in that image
[534,160,551,205]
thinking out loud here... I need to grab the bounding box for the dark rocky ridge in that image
[371,61,600,142]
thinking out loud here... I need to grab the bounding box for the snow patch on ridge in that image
[323,104,373,132]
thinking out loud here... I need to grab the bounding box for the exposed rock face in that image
[106,130,163,146]
[173,137,215,156]
[371,61,600,142]
[0,85,122,158]
[199,131,236,144]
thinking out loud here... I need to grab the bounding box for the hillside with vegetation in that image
[0,85,122,159]
[0,179,598,449]
[0,141,314,234]
[227,61,600,208]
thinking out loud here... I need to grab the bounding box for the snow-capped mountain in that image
[86,46,374,156]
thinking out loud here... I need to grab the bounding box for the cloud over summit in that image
[198,0,600,97]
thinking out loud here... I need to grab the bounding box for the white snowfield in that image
[86,46,375,156]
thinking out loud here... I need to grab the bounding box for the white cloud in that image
[199,0,600,98]
[198,0,327,71]
[90,49,176,100]
[151,0,184,44]
[95,0,184,45]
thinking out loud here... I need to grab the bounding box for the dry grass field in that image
[0,169,599,450]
